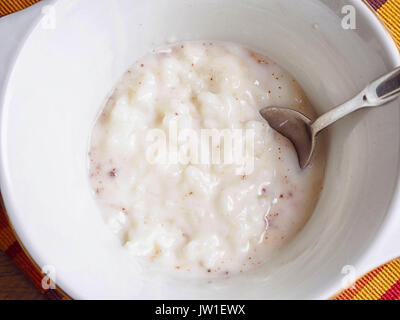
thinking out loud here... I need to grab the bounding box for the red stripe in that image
[0,214,8,230]
[380,280,400,300]
[0,202,8,229]
[4,240,23,259]
[366,0,388,10]
[44,289,64,300]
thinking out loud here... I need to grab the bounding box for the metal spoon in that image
[260,67,400,169]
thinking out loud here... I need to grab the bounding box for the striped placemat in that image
[0,0,399,300]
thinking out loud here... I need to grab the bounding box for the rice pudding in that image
[89,41,325,276]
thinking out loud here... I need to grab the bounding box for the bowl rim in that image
[0,0,399,300]
[0,0,69,299]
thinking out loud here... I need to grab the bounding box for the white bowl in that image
[0,0,399,299]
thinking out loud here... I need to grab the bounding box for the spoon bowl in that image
[260,67,400,169]
[260,107,315,169]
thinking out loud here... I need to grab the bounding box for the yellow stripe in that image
[332,265,386,300]
[352,260,400,300]
[377,0,400,46]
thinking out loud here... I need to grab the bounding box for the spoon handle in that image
[311,67,400,135]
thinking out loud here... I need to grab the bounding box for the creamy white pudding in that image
[89,41,325,276]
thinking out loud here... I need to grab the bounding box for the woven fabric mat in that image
[0,0,399,300]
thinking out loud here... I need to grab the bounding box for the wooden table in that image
[0,250,45,300]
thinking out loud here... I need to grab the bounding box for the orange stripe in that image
[333,260,400,300]
[333,264,387,300]
[12,250,45,290]
[0,0,39,17]
[352,261,400,300]
[0,199,20,250]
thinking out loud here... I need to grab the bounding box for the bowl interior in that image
[1,0,399,299]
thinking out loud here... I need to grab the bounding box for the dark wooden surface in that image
[0,250,45,300]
